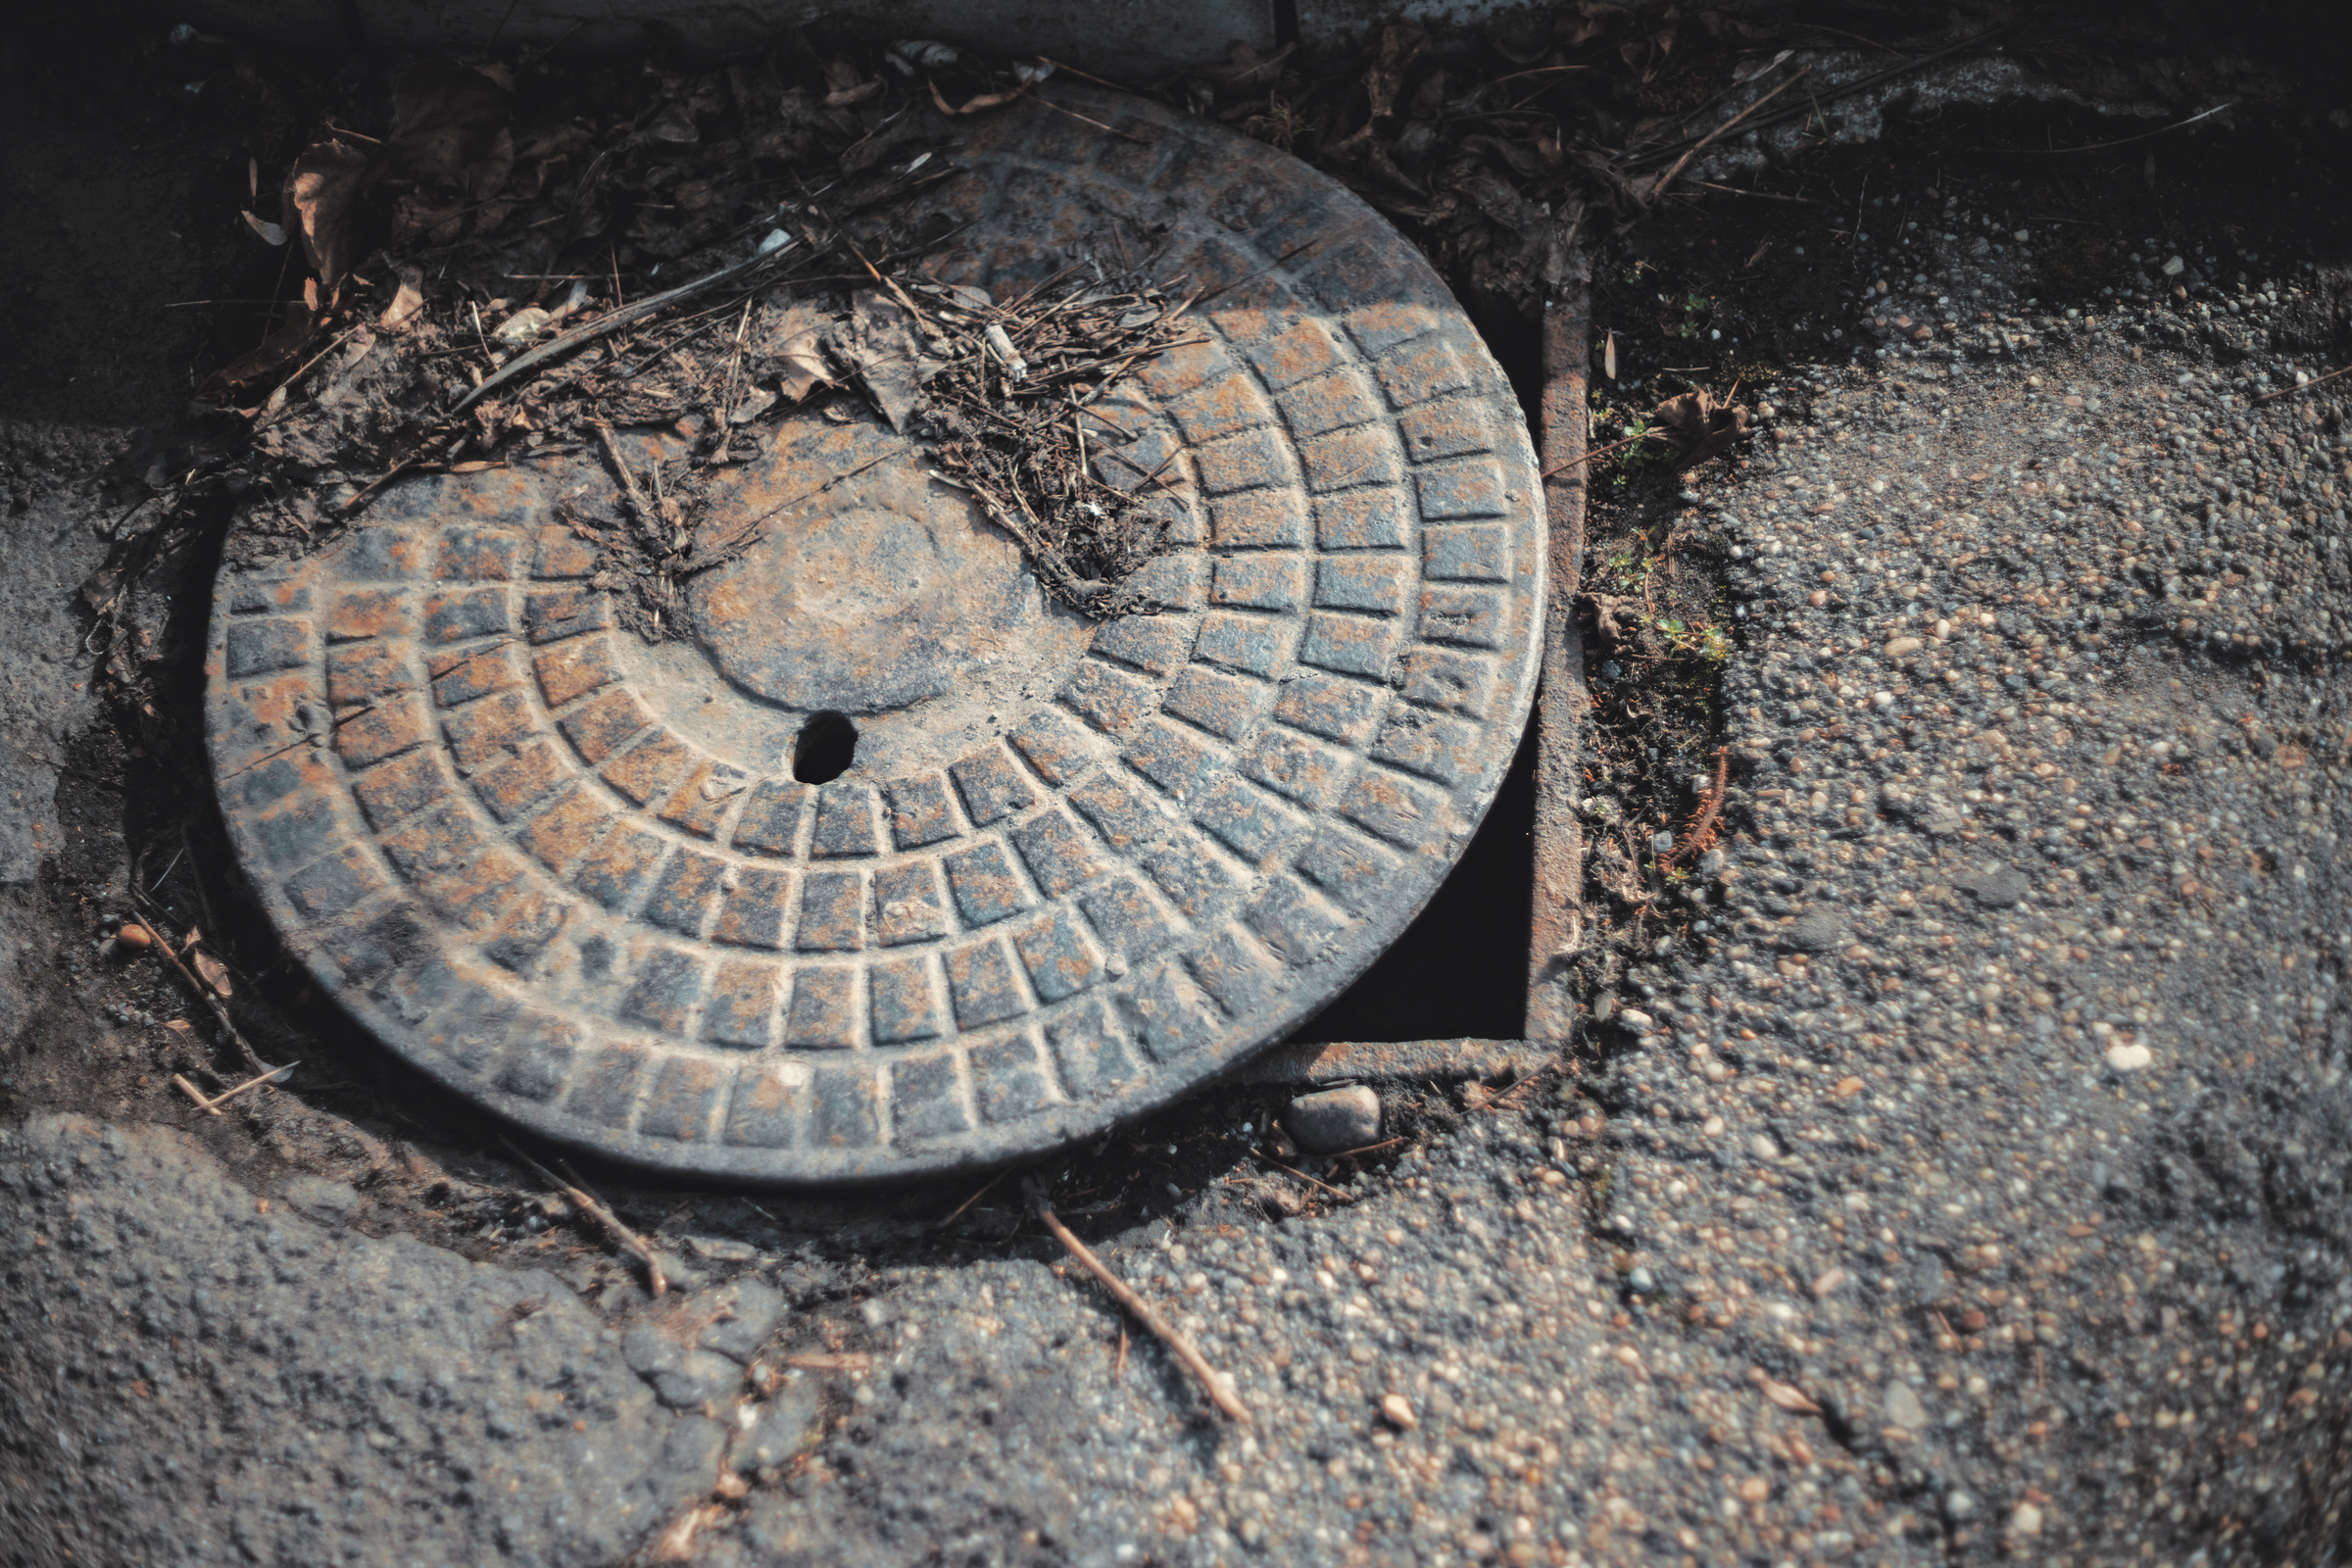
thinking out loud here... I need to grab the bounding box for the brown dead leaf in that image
[387,190,468,249]
[774,333,832,402]
[1360,23,1426,123]
[378,265,425,331]
[202,302,318,397]
[387,59,514,185]
[1650,388,1750,469]
[754,301,837,402]
[1583,592,1641,649]
[833,291,923,430]
[191,948,233,1000]
[284,141,372,293]
[1195,40,1298,99]
[1757,1376,1821,1415]
[823,57,884,109]
[927,77,1029,117]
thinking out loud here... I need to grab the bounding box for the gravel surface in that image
[7,24,2352,1568]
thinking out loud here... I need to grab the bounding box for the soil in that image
[6,7,2352,1568]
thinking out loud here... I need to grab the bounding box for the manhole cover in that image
[206,88,1544,1182]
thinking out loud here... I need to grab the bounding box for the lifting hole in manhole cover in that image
[204,85,1545,1182]
[794,713,859,786]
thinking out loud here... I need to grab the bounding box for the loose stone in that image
[1286,1087,1381,1154]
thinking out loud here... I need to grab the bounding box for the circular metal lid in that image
[207,88,1544,1182]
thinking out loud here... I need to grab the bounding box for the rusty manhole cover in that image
[206,89,1544,1182]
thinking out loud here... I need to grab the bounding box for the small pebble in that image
[1884,1381,1928,1432]
[2106,1042,2154,1072]
[1284,1086,1380,1154]
[1379,1393,1418,1430]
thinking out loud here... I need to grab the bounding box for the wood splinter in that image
[1038,1200,1249,1423]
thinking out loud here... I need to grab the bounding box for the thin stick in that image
[1327,1137,1407,1159]
[1541,426,1661,477]
[1037,1201,1249,1423]
[1035,95,1151,145]
[593,423,661,545]
[2254,364,2352,405]
[941,1170,1007,1225]
[1482,1058,1564,1109]
[501,1137,667,1297]
[179,1062,297,1115]
[343,431,460,514]
[1693,181,1815,203]
[1649,66,1812,203]
[1114,1326,1129,1379]
[1624,18,2025,171]
[172,1074,224,1116]
[125,912,268,1074]
[1258,1152,1352,1201]
[2014,100,2239,156]
[179,821,220,936]
[252,325,363,424]
[450,232,800,416]
[1033,56,1129,92]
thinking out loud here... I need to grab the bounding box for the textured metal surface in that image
[206,86,1544,1182]
[1526,267,1592,1041]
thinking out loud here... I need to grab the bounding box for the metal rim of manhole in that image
[205,86,1544,1183]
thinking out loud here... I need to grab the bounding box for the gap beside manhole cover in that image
[206,89,1544,1182]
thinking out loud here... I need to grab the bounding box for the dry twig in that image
[2254,364,2352,405]
[500,1137,668,1297]
[450,230,802,417]
[1647,67,1812,203]
[1255,1152,1353,1201]
[940,1169,1007,1225]
[173,1062,296,1115]
[1038,1200,1249,1422]
[125,911,270,1075]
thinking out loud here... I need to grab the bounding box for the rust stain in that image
[1526,260,1592,1042]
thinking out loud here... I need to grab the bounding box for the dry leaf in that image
[822,57,883,108]
[494,306,552,342]
[284,141,372,293]
[1650,388,1750,468]
[834,290,922,431]
[387,59,514,186]
[1195,39,1298,98]
[1583,592,1640,649]
[379,265,425,331]
[1758,1378,1821,1415]
[192,948,233,999]
[241,210,287,246]
[927,77,1028,116]
[756,301,838,403]
[202,302,317,396]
